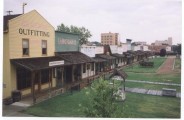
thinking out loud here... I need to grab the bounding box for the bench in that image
[162,88,176,97]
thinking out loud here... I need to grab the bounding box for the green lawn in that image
[24,89,180,118]
[174,58,181,70]
[123,57,166,73]
[126,72,181,84]
[125,82,181,92]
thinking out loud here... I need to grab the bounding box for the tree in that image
[79,78,123,117]
[57,23,92,45]
[160,49,166,57]
[172,44,181,55]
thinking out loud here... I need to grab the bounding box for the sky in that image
[3,0,182,45]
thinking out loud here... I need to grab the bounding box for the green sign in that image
[55,31,80,52]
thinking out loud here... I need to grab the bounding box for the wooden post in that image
[124,78,125,91]
[48,69,52,98]
[31,71,36,104]
[38,71,41,92]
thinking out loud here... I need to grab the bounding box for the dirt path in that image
[157,56,175,74]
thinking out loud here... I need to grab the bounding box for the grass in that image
[125,82,181,92]
[24,57,181,118]
[123,57,166,73]
[121,93,180,118]
[174,58,181,70]
[24,89,180,118]
[126,72,181,84]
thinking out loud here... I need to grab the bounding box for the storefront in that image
[55,31,95,89]
[3,10,55,104]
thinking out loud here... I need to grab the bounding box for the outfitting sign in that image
[19,28,50,37]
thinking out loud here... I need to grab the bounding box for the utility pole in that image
[6,11,13,15]
[22,3,27,14]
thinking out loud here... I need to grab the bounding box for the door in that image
[56,67,63,87]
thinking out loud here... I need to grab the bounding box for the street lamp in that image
[22,3,27,14]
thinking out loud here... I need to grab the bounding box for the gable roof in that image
[109,69,128,80]
[3,10,54,32]
[3,14,22,31]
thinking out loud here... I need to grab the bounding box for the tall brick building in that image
[101,32,119,45]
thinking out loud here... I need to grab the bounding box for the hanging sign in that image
[49,60,64,66]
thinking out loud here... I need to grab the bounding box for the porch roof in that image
[11,56,71,71]
[111,53,125,58]
[92,57,107,63]
[55,52,95,64]
[96,54,116,60]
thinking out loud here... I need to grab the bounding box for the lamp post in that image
[22,3,27,14]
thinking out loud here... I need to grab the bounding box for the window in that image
[22,39,29,56]
[83,64,86,73]
[17,67,31,90]
[42,40,47,55]
[87,64,90,70]
[41,69,49,84]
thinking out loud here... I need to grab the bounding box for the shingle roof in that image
[92,57,107,63]
[56,52,94,64]
[111,53,125,58]
[11,56,71,71]
[96,54,116,60]
[3,14,22,31]
[109,69,128,80]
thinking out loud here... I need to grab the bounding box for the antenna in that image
[22,3,27,14]
[6,10,13,15]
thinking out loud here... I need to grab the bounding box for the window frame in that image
[42,40,47,55]
[22,39,29,56]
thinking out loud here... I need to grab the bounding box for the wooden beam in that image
[31,71,36,104]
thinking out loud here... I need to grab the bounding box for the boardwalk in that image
[157,56,175,74]
[125,87,180,98]
[126,80,180,86]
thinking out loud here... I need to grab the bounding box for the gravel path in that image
[157,57,175,74]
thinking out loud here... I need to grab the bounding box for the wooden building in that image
[3,10,56,103]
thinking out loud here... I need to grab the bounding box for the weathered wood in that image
[31,71,36,104]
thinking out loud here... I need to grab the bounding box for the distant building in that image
[80,45,104,57]
[155,37,172,46]
[101,32,119,45]
[132,41,147,46]
[126,39,132,51]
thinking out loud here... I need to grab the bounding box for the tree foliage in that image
[160,49,166,57]
[57,23,92,45]
[79,78,123,118]
[172,44,181,55]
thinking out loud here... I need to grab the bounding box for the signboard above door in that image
[49,60,64,66]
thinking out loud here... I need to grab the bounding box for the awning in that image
[111,53,125,58]
[96,54,116,60]
[55,52,95,64]
[11,56,71,71]
[92,57,107,63]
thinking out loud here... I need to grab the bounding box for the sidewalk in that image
[125,87,181,98]
[126,80,180,86]
[2,102,34,117]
